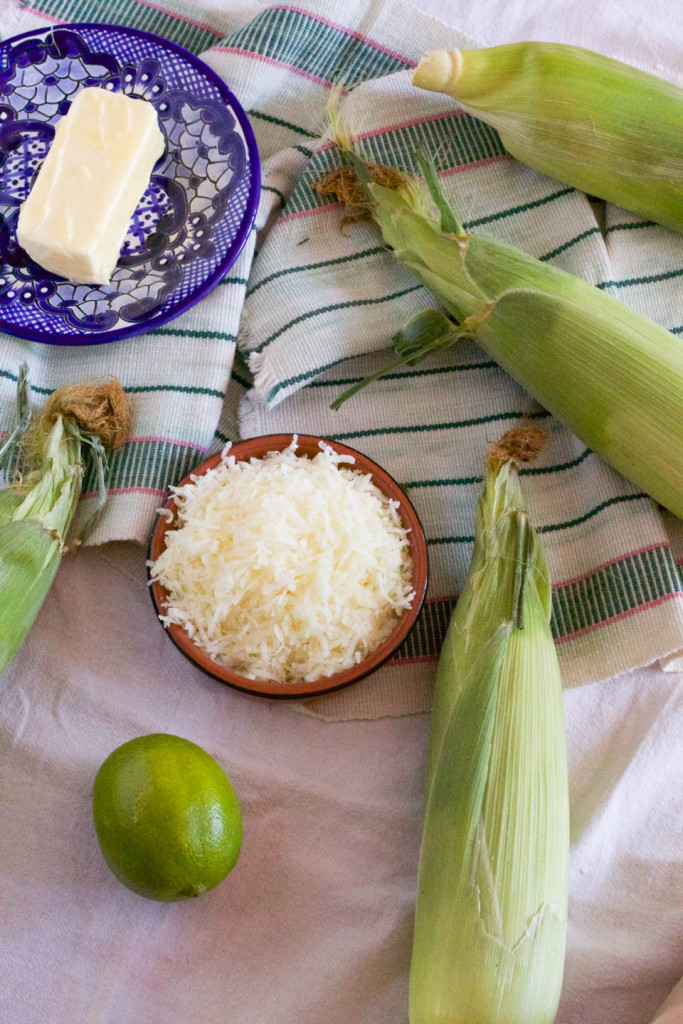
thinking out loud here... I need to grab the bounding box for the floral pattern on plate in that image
[0,24,259,345]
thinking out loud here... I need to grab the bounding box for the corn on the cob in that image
[0,372,130,673]
[324,149,683,519]
[0,415,75,673]
[413,42,683,234]
[410,429,569,1024]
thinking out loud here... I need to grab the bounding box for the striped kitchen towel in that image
[217,0,683,715]
[0,0,681,717]
[0,0,259,543]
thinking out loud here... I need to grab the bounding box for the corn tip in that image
[413,49,462,94]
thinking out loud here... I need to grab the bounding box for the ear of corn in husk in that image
[323,144,683,519]
[413,42,683,235]
[0,370,130,673]
[410,428,569,1024]
[0,363,30,467]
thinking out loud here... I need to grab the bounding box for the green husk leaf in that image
[14,414,83,537]
[344,148,374,194]
[320,113,683,517]
[329,358,406,411]
[470,287,683,516]
[331,310,461,410]
[0,363,30,469]
[0,372,130,673]
[413,42,683,234]
[0,518,61,673]
[410,447,568,1024]
[392,309,460,363]
[0,414,84,675]
[0,488,22,527]
[414,149,465,237]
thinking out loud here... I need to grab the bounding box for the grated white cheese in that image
[150,439,415,684]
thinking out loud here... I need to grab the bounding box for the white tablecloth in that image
[2,2,682,1023]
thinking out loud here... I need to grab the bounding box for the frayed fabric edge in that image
[238,388,270,440]
[246,349,282,404]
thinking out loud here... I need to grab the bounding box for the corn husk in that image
[0,415,83,672]
[0,363,30,467]
[323,146,683,519]
[413,43,683,234]
[410,431,569,1024]
[0,371,130,673]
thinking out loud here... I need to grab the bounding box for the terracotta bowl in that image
[148,434,429,700]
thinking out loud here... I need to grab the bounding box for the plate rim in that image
[0,21,261,346]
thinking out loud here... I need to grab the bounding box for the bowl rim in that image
[0,22,261,346]
[147,433,429,700]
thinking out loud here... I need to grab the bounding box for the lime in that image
[92,734,242,902]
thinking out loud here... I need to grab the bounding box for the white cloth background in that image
[2,1,682,1023]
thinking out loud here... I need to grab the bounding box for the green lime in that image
[92,734,242,902]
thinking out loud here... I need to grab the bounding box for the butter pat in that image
[17,87,165,285]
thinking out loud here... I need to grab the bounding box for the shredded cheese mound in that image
[150,440,415,684]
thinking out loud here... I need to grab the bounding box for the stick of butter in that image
[17,87,165,285]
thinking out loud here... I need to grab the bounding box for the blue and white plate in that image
[0,23,260,345]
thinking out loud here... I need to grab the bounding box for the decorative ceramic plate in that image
[0,23,260,345]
